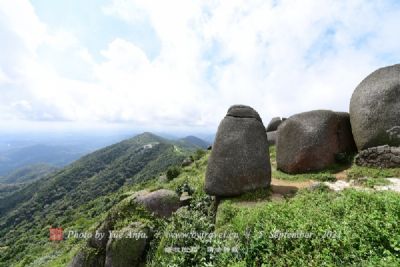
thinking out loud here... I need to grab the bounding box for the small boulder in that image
[181,157,193,167]
[205,105,271,197]
[266,117,283,132]
[179,192,192,206]
[350,64,400,150]
[277,110,356,174]
[135,189,180,218]
[267,131,277,146]
[105,222,149,267]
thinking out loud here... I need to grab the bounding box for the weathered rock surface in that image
[355,145,400,168]
[277,110,356,174]
[135,189,180,218]
[68,249,106,267]
[105,222,149,267]
[350,64,400,150]
[88,220,113,250]
[267,131,277,146]
[205,105,271,197]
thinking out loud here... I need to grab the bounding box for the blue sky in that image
[0,0,399,134]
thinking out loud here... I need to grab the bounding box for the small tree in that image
[166,166,181,181]
[193,149,206,160]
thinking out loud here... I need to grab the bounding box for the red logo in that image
[49,227,63,241]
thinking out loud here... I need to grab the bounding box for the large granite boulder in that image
[105,222,149,267]
[205,105,271,197]
[277,110,356,174]
[350,64,400,150]
[135,189,180,218]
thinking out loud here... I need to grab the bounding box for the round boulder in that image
[267,131,277,146]
[266,117,283,132]
[350,64,400,150]
[105,222,149,267]
[135,189,180,218]
[277,110,356,174]
[205,105,271,197]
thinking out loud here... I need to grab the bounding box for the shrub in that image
[193,149,206,161]
[166,166,181,181]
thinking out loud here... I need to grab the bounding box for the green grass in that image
[353,177,392,188]
[272,169,337,182]
[214,188,400,266]
[347,165,400,179]
[230,188,271,203]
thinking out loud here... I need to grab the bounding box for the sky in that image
[0,0,400,134]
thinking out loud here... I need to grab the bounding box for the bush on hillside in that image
[166,166,181,181]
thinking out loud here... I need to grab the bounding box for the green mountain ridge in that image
[0,164,59,184]
[177,136,210,149]
[0,132,203,266]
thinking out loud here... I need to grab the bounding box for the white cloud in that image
[0,0,400,132]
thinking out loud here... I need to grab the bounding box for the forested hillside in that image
[0,132,200,266]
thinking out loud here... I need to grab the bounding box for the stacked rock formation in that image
[356,145,400,168]
[276,110,357,174]
[205,105,271,197]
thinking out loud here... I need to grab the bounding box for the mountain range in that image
[0,132,209,266]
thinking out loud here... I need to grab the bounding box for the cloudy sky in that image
[0,0,399,134]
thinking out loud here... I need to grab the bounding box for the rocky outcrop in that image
[277,110,356,174]
[355,145,400,168]
[105,222,149,267]
[350,64,400,150]
[135,189,180,218]
[205,105,271,197]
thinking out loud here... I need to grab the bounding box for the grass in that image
[214,188,400,266]
[353,177,392,188]
[347,165,400,179]
[272,169,337,182]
